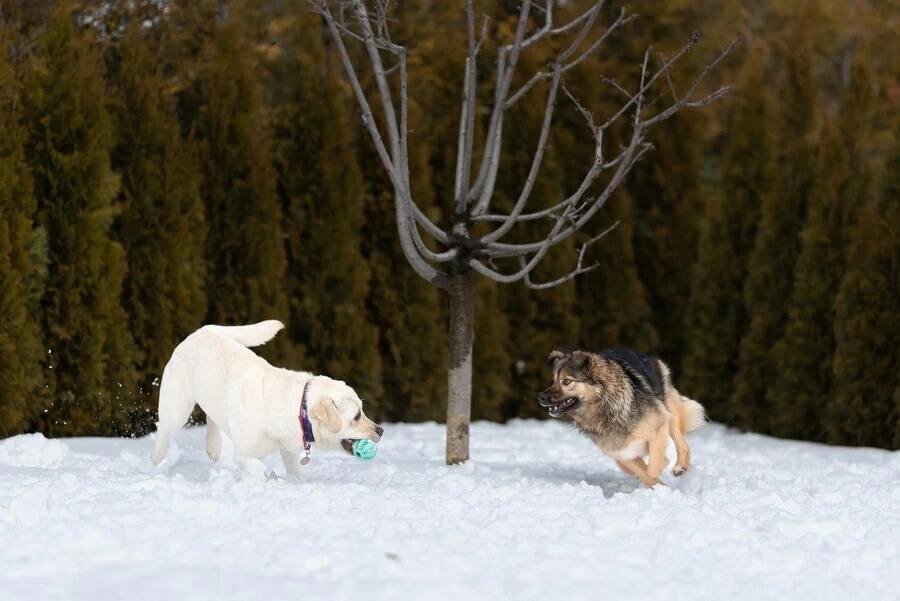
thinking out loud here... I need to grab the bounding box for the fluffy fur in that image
[540,348,706,487]
[151,320,383,476]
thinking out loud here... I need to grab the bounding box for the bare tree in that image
[309,0,737,464]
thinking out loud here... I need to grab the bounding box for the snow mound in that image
[1,420,898,601]
[0,432,68,467]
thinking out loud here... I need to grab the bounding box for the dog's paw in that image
[151,436,174,467]
[206,445,221,462]
[672,465,687,477]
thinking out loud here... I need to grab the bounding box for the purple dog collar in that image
[298,380,315,464]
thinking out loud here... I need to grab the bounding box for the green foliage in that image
[23,3,137,435]
[616,15,705,373]
[729,43,817,433]
[270,14,383,406]
[110,17,208,435]
[825,133,900,448]
[767,61,876,440]
[681,59,771,421]
[362,180,447,422]
[175,1,295,366]
[483,37,580,419]
[0,30,46,437]
[366,199,449,422]
[0,161,45,435]
[472,279,511,422]
[577,195,659,354]
[0,0,895,449]
[628,116,703,374]
[356,2,459,422]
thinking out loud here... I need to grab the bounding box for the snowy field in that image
[1,420,898,601]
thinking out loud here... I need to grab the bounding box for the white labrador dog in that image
[151,320,383,476]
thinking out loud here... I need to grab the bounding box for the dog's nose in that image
[538,392,549,406]
[375,425,384,439]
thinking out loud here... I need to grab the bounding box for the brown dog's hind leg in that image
[646,423,670,481]
[621,457,660,487]
[666,390,691,476]
[615,459,638,478]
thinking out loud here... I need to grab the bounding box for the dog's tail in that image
[680,396,707,432]
[203,320,284,347]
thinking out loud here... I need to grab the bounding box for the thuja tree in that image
[110,14,208,435]
[826,127,899,448]
[25,3,138,435]
[681,57,772,421]
[0,30,46,435]
[311,0,736,463]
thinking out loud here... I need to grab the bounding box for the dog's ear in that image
[570,351,594,374]
[547,350,566,368]
[312,398,342,433]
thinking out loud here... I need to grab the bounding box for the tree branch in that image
[465,0,536,216]
[479,65,563,244]
[641,36,740,128]
[504,7,633,110]
[522,220,620,289]
[475,31,738,259]
[312,0,449,287]
[311,1,737,293]
[466,3,631,220]
[481,134,653,258]
[453,0,478,216]
[468,202,575,283]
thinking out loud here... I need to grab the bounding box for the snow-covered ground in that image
[1,420,898,601]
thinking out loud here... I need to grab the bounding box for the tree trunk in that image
[446,269,474,464]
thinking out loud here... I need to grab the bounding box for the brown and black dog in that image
[540,348,706,487]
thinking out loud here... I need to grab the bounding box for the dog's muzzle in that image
[341,425,384,456]
[540,392,581,417]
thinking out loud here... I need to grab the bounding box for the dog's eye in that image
[354,410,361,421]
[562,378,572,386]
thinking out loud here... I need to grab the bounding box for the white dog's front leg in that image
[280,449,303,478]
[206,419,222,462]
[232,453,269,479]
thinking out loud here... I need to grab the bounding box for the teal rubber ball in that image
[352,439,377,461]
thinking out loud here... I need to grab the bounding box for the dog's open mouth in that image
[340,439,356,455]
[546,397,580,417]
